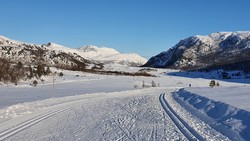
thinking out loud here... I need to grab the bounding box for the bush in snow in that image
[58,72,64,77]
[216,82,220,87]
[32,80,38,87]
[151,80,156,87]
[209,80,216,87]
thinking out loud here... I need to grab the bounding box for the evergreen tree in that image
[37,64,45,78]
[46,66,51,75]
[29,65,33,78]
[17,61,23,69]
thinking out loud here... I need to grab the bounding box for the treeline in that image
[83,70,156,77]
[57,63,154,77]
[199,60,250,73]
[0,58,25,84]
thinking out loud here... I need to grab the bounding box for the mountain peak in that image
[79,45,120,54]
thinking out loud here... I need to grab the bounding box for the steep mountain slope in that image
[0,37,102,70]
[143,31,250,71]
[0,36,146,68]
[78,45,147,66]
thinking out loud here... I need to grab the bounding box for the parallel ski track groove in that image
[159,93,205,141]
[0,107,73,140]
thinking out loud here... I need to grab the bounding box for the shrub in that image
[209,80,216,87]
[32,80,38,87]
[151,80,156,87]
[58,72,64,77]
[216,82,220,87]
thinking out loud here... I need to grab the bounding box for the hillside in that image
[0,36,146,68]
[0,37,102,70]
[143,31,250,72]
[77,45,147,66]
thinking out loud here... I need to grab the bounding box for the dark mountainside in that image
[143,31,250,72]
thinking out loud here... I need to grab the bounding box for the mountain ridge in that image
[0,35,147,68]
[143,31,250,72]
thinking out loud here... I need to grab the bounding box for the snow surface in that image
[45,42,78,54]
[0,68,250,140]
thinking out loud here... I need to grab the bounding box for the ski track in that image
[0,107,74,141]
[0,88,231,141]
[159,93,203,141]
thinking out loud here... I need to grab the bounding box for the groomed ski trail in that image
[0,88,232,141]
[159,93,204,141]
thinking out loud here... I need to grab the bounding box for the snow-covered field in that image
[0,67,250,140]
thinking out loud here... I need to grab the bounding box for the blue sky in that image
[1,0,250,58]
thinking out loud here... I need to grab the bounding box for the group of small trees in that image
[0,58,52,85]
[0,58,25,84]
[29,64,51,79]
[139,80,158,88]
[209,80,220,88]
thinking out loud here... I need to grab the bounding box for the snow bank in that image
[173,89,250,141]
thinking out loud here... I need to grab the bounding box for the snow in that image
[0,67,250,140]
[186,86,250,111]
[45,42,78,54]
[173,89,250,140]
[193,31,250,48]
[0,88,229,141]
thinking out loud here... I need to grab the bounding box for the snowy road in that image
[0,88,230,141]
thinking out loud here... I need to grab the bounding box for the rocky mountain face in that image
[0,36,102,70]
[143,31,250,72]
[0,36,147,70]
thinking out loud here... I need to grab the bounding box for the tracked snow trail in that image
[159,93,204,141]
[162,90,231,141]
[0,107,73,140]
[0,88,231,141]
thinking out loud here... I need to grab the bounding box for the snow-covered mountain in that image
[0,36,147,69]
[143,31,250,71]
[77,45,147,66]
[0,37,102,70]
